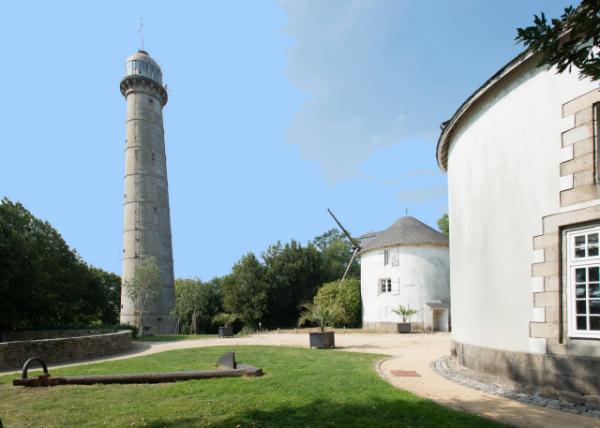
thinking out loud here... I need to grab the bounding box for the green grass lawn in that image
[0,346,507,428]
[134,334,218,342]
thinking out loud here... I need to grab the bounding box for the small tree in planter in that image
[213,312,238,337]
[298,302,345,349]
[393,305,417,333]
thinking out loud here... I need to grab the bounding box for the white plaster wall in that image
[446,65,597,353]
[360,246,449,324]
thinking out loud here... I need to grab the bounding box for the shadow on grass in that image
[138,398,510,428]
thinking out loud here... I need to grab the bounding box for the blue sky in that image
[0,0,573,279]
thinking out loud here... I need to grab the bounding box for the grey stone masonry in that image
[432,356,600,419]
[0,331,132,371]
[120,51,176,334]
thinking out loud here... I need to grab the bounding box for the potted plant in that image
[393,305,417,333]
[298,302,344,349]
[213,312,238,338]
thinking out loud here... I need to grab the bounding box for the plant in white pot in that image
[393,305,417,333]
[213,312,238,338]
[298,302,345,349]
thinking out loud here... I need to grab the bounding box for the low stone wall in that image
[452,340,600,397]
[0,330,133,371]
[362,321,425,333]
[0,329,102,342]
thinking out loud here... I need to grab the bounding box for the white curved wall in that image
[447,64,597,353]
[360,246,449,325]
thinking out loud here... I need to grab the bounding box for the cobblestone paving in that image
[431,358,600,419]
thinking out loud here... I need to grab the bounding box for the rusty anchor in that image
[13,352,262,387]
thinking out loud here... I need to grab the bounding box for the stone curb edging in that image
[431,357,600,419]
[373,357,397,384]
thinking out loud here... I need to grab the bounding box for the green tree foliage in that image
[172,278,221,334]
[314,278,361,327]
[89,267,122,325]
[298,301,345,332]
[313,229,360,281]
[262,240,324,327]
[221,253,268,329]
[392,305,417,323]
[437,214,449,236]
[124,257,162,335]
[0,198,121,330]
[516,1,600,80]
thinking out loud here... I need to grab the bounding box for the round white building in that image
[437,49,600,395]
[360,216,450,332]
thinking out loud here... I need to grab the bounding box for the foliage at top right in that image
[516,0,600,81]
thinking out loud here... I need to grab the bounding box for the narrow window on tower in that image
[151,152,156,164]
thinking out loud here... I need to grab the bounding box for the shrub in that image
[314,278,361,327]
[298,301,345,332]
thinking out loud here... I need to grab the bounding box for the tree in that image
[124,257,162,335]
[392,305,417,323]
[516,1,600,81]
[298,301,345,332]
[313,228,359,282]
[0,197,120,330]
[89,267,121,325]
[221,252,268,329]
[172,278,221,334]
[314,278,361,327]
[437,214,449,236]
[262,240,324,327]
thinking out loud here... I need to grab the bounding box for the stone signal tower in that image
[119,50,175,334]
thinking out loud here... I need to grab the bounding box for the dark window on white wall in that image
[379,278,392,293]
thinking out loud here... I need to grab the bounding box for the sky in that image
[0,0,575,280]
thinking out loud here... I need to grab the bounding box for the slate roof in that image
[360,216,448,253]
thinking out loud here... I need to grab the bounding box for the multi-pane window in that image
[567,227,600,338]
[379,278,392,293]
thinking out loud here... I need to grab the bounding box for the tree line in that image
[172,229,361,334]
[0,198,120,331]
[0,197,361,334]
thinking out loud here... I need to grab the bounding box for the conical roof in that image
[360,216,448,253]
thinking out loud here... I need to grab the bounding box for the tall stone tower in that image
[119,50,175,334]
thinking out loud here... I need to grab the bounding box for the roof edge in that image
[436,48,536,171]
[359,241,449,255]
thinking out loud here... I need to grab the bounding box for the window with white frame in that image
[567,227,600,338]
[379,278,392,293]
[384,250,389,266]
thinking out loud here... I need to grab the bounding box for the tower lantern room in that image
[120,50,168,106]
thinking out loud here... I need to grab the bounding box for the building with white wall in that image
[437,49,600,395]
[360,216,449,332]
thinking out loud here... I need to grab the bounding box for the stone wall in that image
[0,330,132,371]
[1,329,102,342]
[362,321,425,333]
[452,340,600,396]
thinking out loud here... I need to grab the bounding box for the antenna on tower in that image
[138,16,144,51]
[405,207,408,216]
[138,5,144,50]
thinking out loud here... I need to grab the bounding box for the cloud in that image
[278,0,426,182]
[398,186,446,204]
